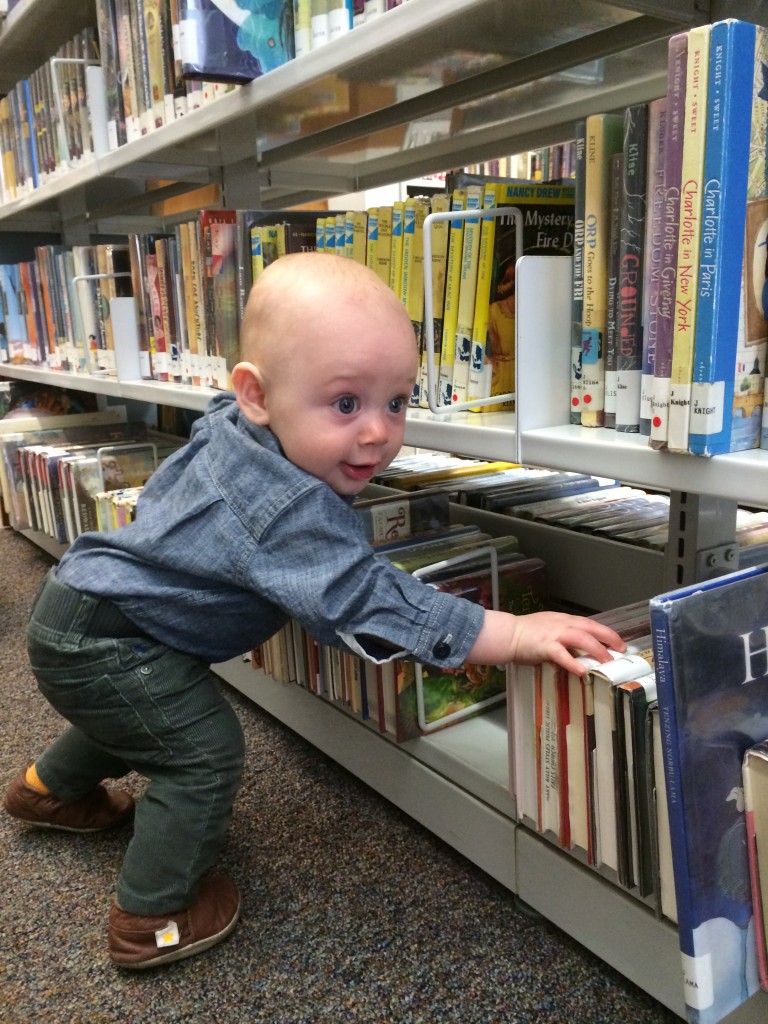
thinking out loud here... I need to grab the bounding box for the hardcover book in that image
[179,0,295,82]
[614,102,649,433]
[603,152,624,429]
[639,97,667,436]
[570,118,587,424]
[650,32,687,451]
[688,22,768,456]
[666,24,712,454]
[742,739,768,990]
[436,189,466,406]
[650,564,768,1023]
[580,112,624,426]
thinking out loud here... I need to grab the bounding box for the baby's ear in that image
[231,361,270,425]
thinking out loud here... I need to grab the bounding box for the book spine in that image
[310,0,329,49]
[451,184,483,405]
[437,189,466,406]
[374,204,392,285]
[742,752,768,991]
[688,20,760,456]
[389,200,405,299]
[615,102,649,433]
[667,24,712,454]
[467,182,499,404]
[650,33,688,450]
[419,192,450,408]
[293,0,311,57]
[570,118,587,424]
[603,151,624,429]
[581,112,624,426]
[639,97,667,436]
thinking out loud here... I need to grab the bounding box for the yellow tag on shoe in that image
[155,921,181,948]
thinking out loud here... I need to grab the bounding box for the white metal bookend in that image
[422,206,524,414]
[412,544,504,733]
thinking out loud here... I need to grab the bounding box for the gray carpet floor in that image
[0,526,681,1024]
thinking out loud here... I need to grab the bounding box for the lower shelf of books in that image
[212,656,768,1022]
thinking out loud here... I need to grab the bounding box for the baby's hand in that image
[508,611,626,677]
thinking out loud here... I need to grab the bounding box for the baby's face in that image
[261,298,418,495]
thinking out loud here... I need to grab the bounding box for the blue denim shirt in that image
[56,392,484,665]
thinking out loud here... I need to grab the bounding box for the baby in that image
[4,252,624,968]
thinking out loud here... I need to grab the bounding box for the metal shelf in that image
[0,0,703,227]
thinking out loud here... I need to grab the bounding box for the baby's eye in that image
[334,395,359,414]
[388,396,406,414]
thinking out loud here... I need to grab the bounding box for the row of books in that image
[0,185,572,407]
[464,141,578,186]
[571,19,768,458]
[295,0,411,58]
[509,557,768,1024]
[371,452,768,561]
[253,484,547,742]
[0,409,184,544]
[0,0,422,197]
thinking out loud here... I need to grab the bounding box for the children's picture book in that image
[650,564,768,1023]
[179,0,295,82]
[396,555,547,741]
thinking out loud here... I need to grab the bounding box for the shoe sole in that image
[6,814,133,834]
[111,898,241,970]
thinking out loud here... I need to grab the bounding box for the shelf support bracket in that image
[663,490,739,589]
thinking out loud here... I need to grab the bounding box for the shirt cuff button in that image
[432,640,451,659]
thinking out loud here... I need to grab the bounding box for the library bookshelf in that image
[2,1,768,1019]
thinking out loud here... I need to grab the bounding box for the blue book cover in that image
[180,0,294,83]
[689,21,768,455]
[650,563,768,1023]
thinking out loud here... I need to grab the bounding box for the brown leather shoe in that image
[108,873,241,969]
[3,770,135,833]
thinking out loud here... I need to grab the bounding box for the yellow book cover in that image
[293,0,311,58]
[389,200,405,298]
[450,183,484,405]
[467,181,501,403]
[352,210,367,264]
[581,112,625,425]
[667,24,712,453]
[437,189,467,405]
[375,204,393,284]
[323,217,336,255]
[250,224,264,281]
[344,211,355,259]
[402,197,428,324]
[335,212,346,255]
[365,207,378,269]
[274,222,288,259]
[401,197,429,406]
[419,191,451,408]
[313,216,325,251]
